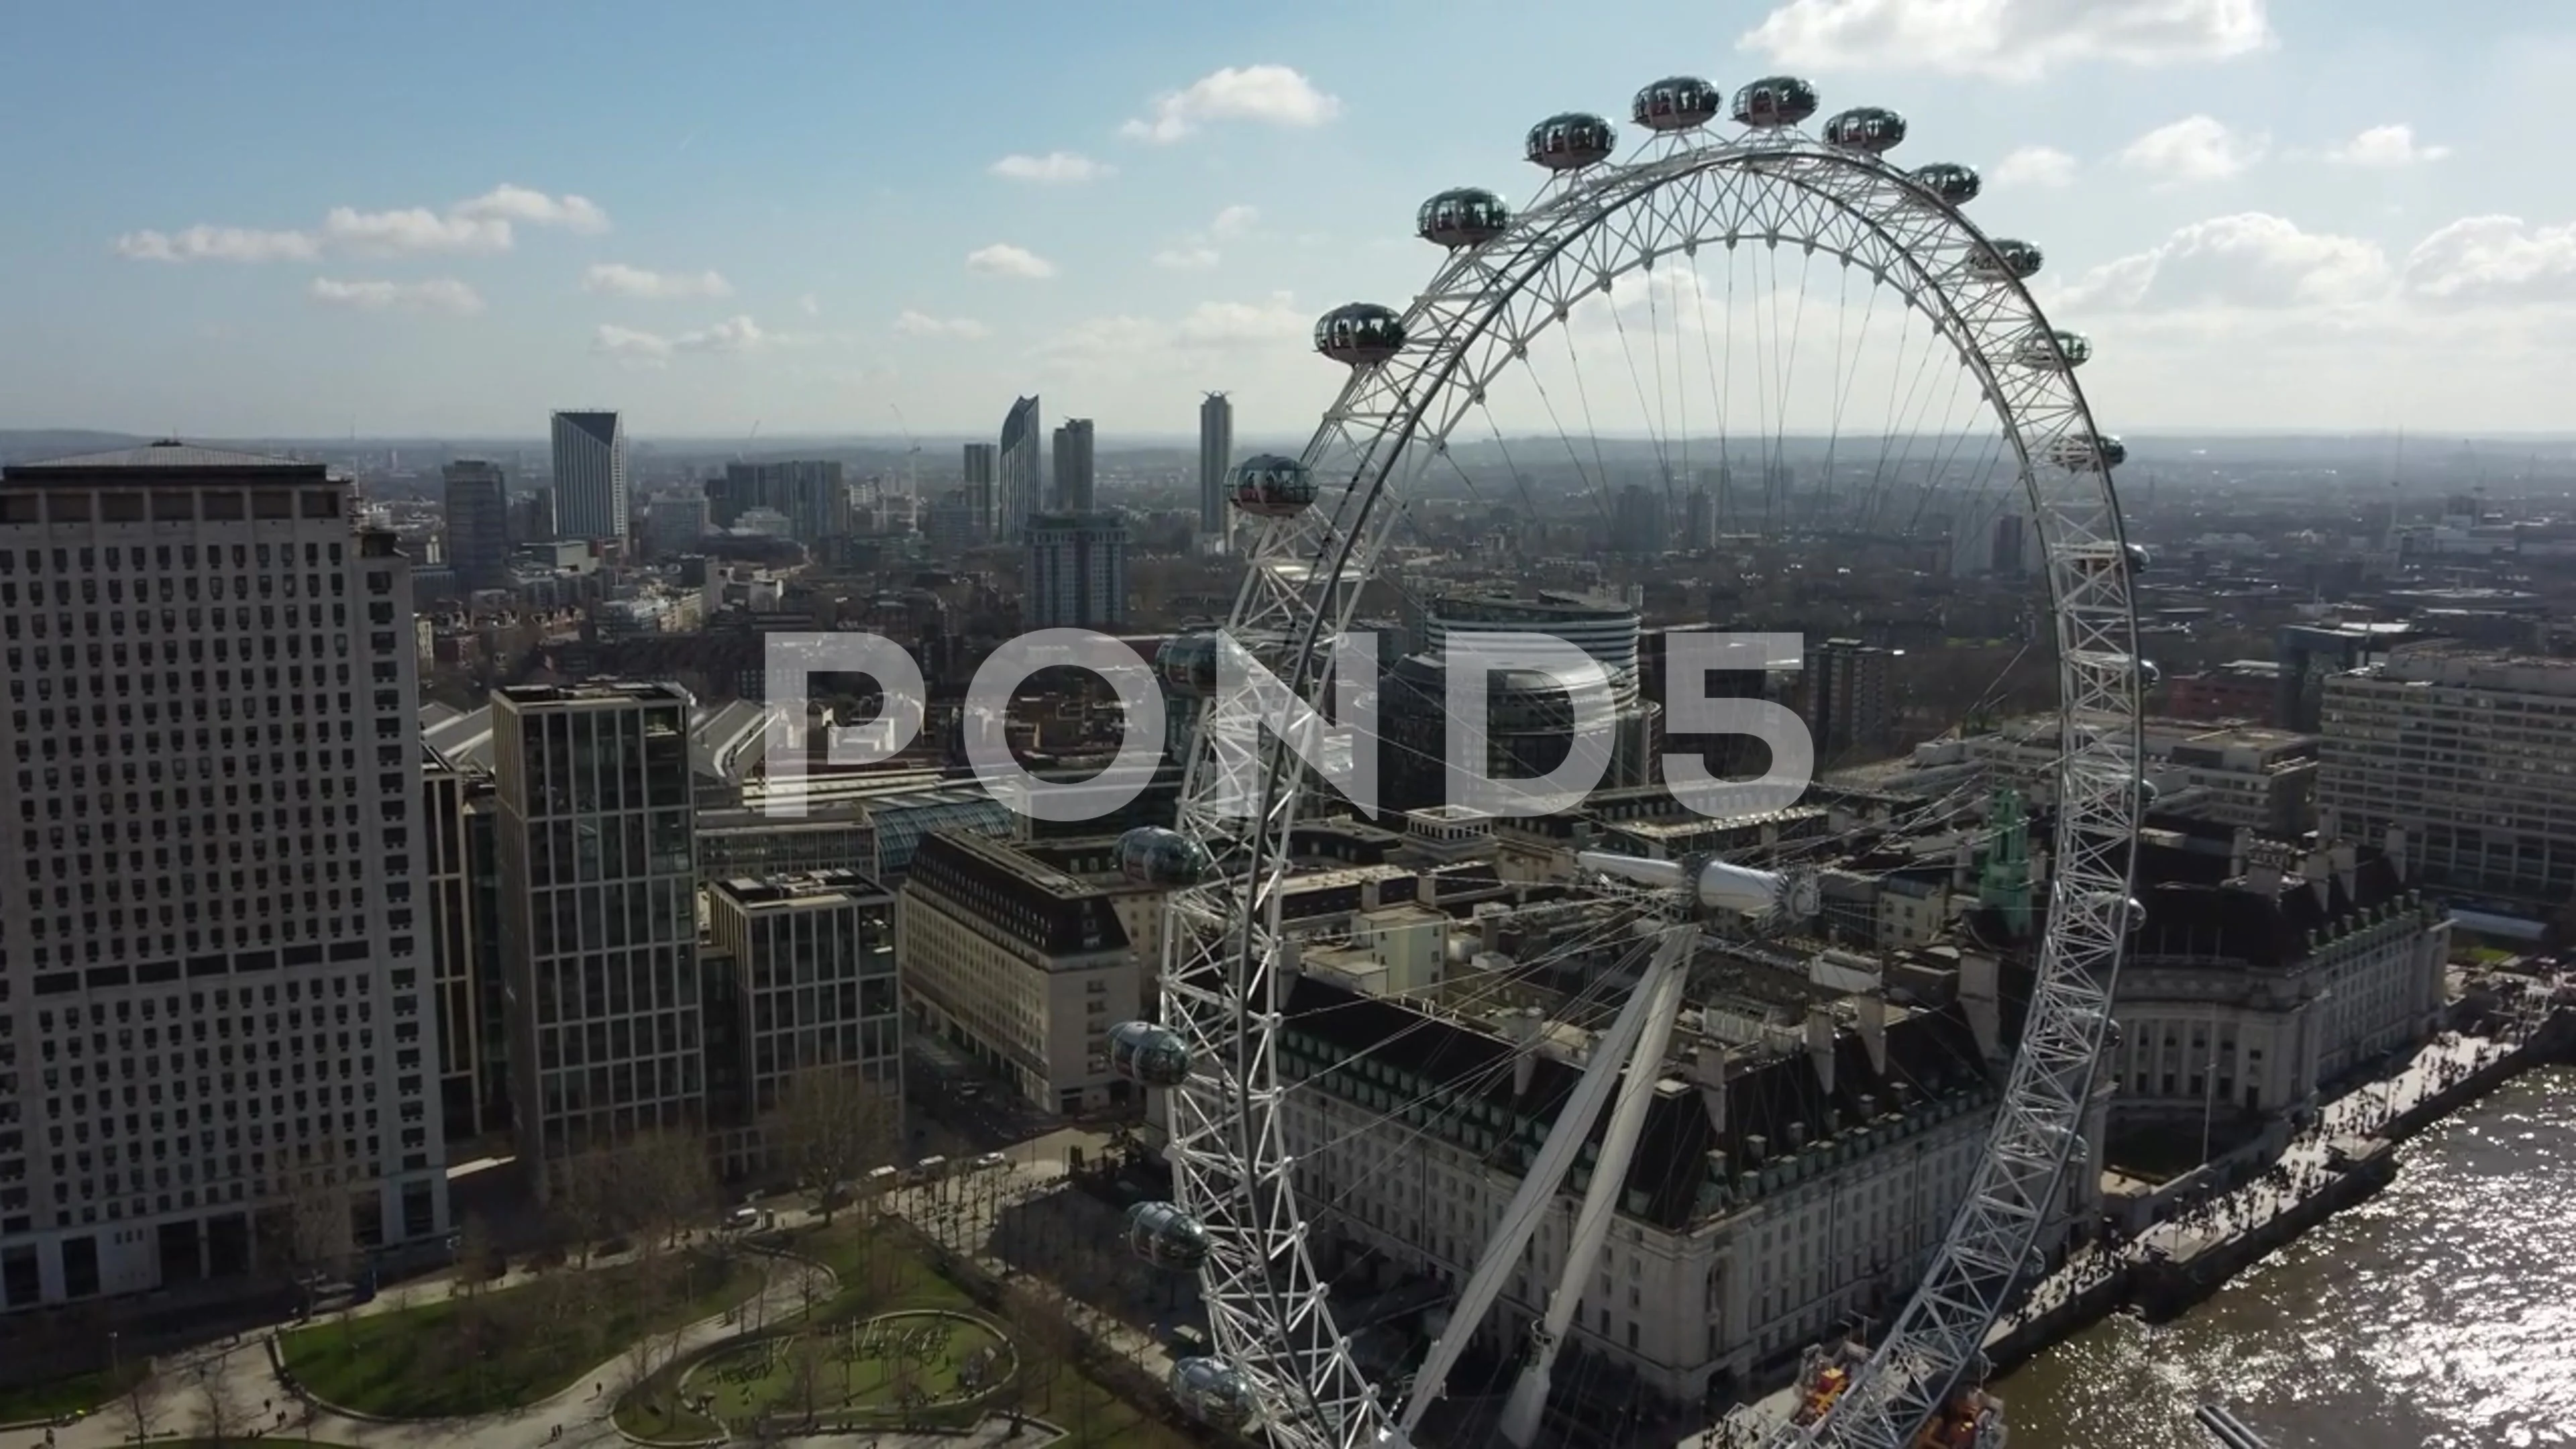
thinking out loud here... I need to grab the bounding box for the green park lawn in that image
[280,1250,760,1419]
[0,1360,148,1425]
[616,1218,1193,1449]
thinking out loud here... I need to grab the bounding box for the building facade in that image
[1051,419,1096,513]
[0,443,447,1311]
[704,871,902,1173]
[1024,512,1129,629]
[441,460,510,591]
[895,833,1142,1116]
[2320,647,2576,912]
[1197,393,1232,539]
[708,460,850,545]
[961,442,998,543]
[488,682,700,1197]
[549,411,628,545]
[424,743,506,1146]
[998,396,1041,544]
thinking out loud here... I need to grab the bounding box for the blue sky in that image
[5,0,2575,441]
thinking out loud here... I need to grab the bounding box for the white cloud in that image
[582,263,735,300]
[1739,0,2272,80]
[2055,213,2391,312]
[113,184,606,264]
[113,225,319,264]
[1034,292,1307,374]
[2404,217,2576,306]
[591,315,778,365]
[799,293,822,317]
[593,325,676,365]
[678,315,765,354]
[2325,124,2452,168]
[1210,205,1260,239]
[2119,115,2266,183]
[1120,65,1340,143]
[307,277,486,315]
[989,152,1116,184]
[966,244,1057,279]
[1152,247,1220,271]
[892,310,992,340]
[451,184,611,233]
[1991,146,2078,189]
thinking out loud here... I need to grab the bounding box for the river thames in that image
[1998,1066,2576,1449]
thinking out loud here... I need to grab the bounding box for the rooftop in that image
[3,439,328,480]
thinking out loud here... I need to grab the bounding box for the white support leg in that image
[1393,925,1697,1438]
[1496,929,1693,1446]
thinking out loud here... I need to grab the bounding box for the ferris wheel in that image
[1110,70,2145,1449]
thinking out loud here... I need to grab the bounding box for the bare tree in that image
[186,1362,242,1444]
[765,1065,898,1226]
[117,1358,159,1444]
[623,1127,719,1254]
[549,1147,631,1267]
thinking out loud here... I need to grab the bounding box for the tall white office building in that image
[0,443,447,1313]
[1197,392,1232,539]
[1051,418,1095,513]
[549,411,627,545]
[998,396,1040,543]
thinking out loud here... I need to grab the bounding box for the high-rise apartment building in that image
[998,396,1041,543]
[488,682,700,1197]
[1197,393,1232,539]
[1051,419,1095,513]
[1024,512,1129,629]
[441,460,510,591]
[0,442,447,1311]
[549,411,627,544]
[703,871,902,1169]
[1682,488,1716,552]
[961,443,998,543]
[707,461,850,545]
[1803,637,1897,763]
[2320,647,2576,911]
[1612,484,1666,555]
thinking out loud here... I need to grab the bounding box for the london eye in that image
[1117,69,2145,1449]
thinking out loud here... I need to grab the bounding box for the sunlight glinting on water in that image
[1998,1067,2576,1449]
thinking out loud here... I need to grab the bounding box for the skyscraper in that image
[961,443,998,543]
[1198,392,1233,538]
[489,682,700,1197]
[0,441,448,1307]
[1025,512,1130,629]
[441,459,510,590]
[707,460,849,544]
[549,411,627,544]
[998,396,1040,543]
[1052,418,1095,512]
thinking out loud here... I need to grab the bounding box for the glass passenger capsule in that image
[1966,238,2045,282]
[1525,112,1616,170]
[1823,107,1907,154]
[1913,162,1983,206]
[1230,454,1318,519]
[1417,187,1511,248]
[1631,76,1723,133]
[2046,432,2129,472]
[1116,826,1214,888]
[1314,303,1407,366]
[1126,1201,1213,1271]
[1159,631,1221,698]
[2014,329,2092,371]
[1171,1358,1257,1427]
[1108,1020,1193,1087]
[1731,76,1819,129]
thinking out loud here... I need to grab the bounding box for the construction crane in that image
[888,404,921,505]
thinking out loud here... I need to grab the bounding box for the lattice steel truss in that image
[1153,124,2141,1449]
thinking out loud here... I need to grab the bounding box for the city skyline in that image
[5,1,2574,438]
